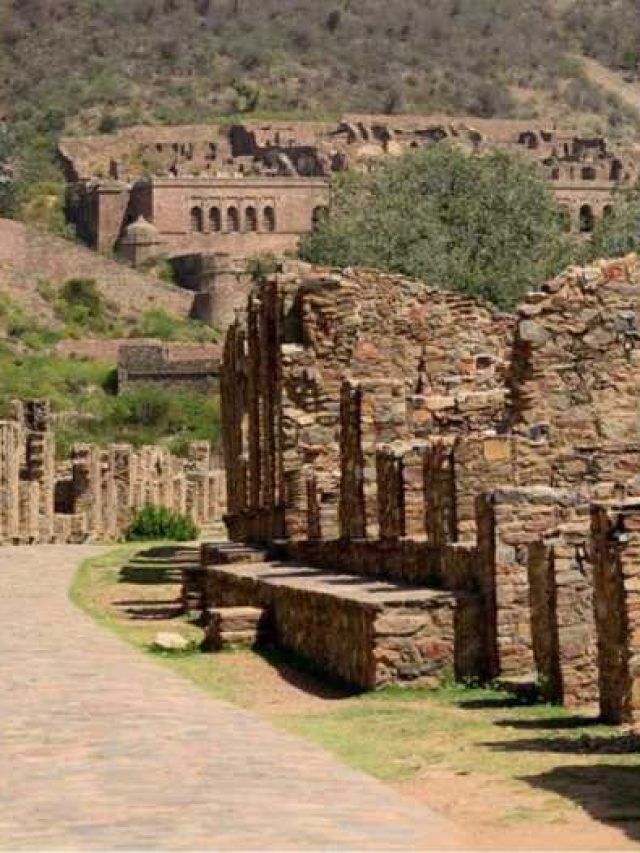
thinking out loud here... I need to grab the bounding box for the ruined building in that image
[62,114,639,263]
[0,400,225,544]
[189,257,640,725]
[118,341,221,394]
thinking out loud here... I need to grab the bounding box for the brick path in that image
[0,546,468,850]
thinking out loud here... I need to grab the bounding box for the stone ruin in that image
[186,257,640,725]
[0,399,225,545]
[118,341,221,395]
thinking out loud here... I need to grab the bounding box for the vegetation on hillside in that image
[0,284,221,457]
[301,145,573,310]
[567,1,640,75]
[0,1,638,229]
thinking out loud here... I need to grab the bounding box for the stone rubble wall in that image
[218,258,640,720]
[0,400,226,545]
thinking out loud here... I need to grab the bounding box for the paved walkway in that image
[0,546,467,850]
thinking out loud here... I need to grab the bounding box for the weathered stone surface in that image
[0,399,226,546]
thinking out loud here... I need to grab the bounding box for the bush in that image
[57,278,110,333]
[125,505,199,542]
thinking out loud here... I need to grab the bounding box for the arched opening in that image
[312,206,329,228]
[209,207,221,232]
[550,166,560,180]
[245,206,258,232]
[190,206,203,233]
[558,205,572,233]
[610,159,624,181]
[603,204,614,220]
[582,166,597,181]
[579,204,595,233]
[263,206,276,233]
[227,206,240,232]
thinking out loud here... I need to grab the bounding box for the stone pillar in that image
[476,487,574,679]
[339,381,365,539]
[592,501,640,725]
[71,444,103,539]
[376,447,404,541]
[0,421,21,542]
[528,529,598,708]
[111,444,135,536]
[23,400,55,543]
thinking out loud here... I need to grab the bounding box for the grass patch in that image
[70,545,640,834]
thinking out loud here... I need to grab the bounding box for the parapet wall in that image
[0,399,225,545]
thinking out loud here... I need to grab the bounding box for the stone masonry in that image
[202,256,640,720]
[0,400,225,545]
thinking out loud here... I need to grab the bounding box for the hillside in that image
[0,217,192,330]
[1,0,640,138]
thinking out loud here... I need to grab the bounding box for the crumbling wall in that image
[0,399,225,546]
[222,265,513,544]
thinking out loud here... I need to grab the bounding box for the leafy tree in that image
[586,189,640,261]
[300,145,573,309]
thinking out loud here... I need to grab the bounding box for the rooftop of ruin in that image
[59,113,640,184]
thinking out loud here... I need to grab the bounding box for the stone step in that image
[205,606,269,650]
[201,541,269,566]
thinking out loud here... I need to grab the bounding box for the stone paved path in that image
[0,546,468,851]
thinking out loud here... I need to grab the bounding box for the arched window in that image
[227,206,240,232]
[190,206,203,233]
[550,166,560,180]
[263,206,276,232]
[603,204,614,220]
[579,204,595,233]
[210,207,221,232]
[582,166,597,181]
[245,206,258,232]
[558,205,572,233]
[312,206,329,228]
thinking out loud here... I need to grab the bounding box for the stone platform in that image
[194,543,484,690]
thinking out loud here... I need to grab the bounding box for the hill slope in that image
[1,0,639,137]
[0,218,192,329]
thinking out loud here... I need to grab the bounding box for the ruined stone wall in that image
[0,400,225,546]
[222,265,513,544]
[118,342,221,394]
[511,257,640,472]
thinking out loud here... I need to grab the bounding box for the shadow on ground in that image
[115,546,198,619]
[521,764,640,843]
[255,646,362,702]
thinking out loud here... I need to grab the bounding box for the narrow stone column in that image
[592,501,640,725]
[0,421,21,542]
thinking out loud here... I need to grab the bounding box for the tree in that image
[300,145,572,309]
[585,190,640,261]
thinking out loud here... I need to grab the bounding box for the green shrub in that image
[57,278,110,333]
[125,505,199,542]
